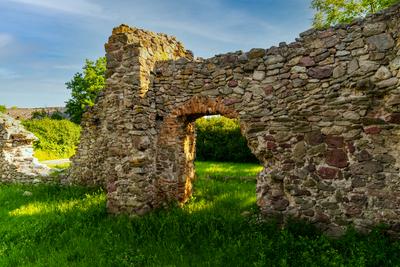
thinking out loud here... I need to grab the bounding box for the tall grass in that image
[0,162,399,266]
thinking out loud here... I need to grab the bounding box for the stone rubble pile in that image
[0,113,50,183]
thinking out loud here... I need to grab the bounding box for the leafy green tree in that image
[65,57,106,124]
[195,116,258,163]
[312,0,400,28]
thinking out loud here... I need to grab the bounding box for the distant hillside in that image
[6,107,67,120]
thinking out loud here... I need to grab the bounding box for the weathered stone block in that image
[326,149,349,168]
[318,167,339,179]
[305,130,325,146]
[363,22,386,36]
[307,66,333,79]
[350,161,383,175]
[366,33,395,51]
[253,71,265,81]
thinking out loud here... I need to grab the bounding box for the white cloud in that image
[0,33,13,49]
[53,64,81,70]
[0,68,20,79]
[8,0,106,18]
[109,0,277,47]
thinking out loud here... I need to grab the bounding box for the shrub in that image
[50,111,65,120]
[31,109,64,120]
[195,116,258,163]
[31,109,49,120]
[22,118,81,161]
[0,105,6,113]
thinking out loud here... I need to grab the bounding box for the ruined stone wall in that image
[0,113,50,183]
[68,25,193,214]
[6,107,67,120]
[70,4,400,235]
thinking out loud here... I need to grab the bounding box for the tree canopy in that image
[65,57,106,124]
[312,0,400,28]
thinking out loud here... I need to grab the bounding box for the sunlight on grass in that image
[1,162,400,266]
[183,193,255,214]
[215,192,256,206]
[46,162,71,169]
[184,198,213,213]
[9,193,105,217]
[195,161,263,178]
[9,202,44,216]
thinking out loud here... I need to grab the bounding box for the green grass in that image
[0,162,399,266]
[195,161,263,180]
[45,162,71,169]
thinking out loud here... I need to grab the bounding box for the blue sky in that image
[0,0,314,107]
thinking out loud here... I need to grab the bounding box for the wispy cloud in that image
[0,68,20,79]
[0,33,13,48]
[0,0,314,107]
[53,64,81,70]
[110,0,278,47]
[8,0,106,18]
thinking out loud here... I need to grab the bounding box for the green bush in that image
[50,111,65,120]
[31,109,64,120]
[31,109,50,120]
[0,105,6,113]
[195,116,258,163]
[22,118,81,161]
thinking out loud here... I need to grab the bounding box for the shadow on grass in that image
[0,183,101,213]
[1,180,400,266]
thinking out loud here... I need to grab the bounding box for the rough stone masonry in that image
[0,113,50,183]
[69,4,400,235]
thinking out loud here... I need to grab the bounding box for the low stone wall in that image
[0,113,50,183]
[70,4,400,235]
[6,107,67,120]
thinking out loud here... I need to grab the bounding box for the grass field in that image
[1,162,400,266]
[44,162,71,169]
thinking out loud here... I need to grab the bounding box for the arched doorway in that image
[153,96,260,207]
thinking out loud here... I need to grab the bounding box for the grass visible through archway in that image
[1,162,400,266]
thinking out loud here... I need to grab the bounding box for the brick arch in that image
[153,96,261,206]
[68,4,400,235]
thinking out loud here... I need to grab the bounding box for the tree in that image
[195,116,258,163]
[311,0,400,28]
[65,57,106,124]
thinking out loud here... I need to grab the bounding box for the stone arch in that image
[153,95,260,206]
[68,4,400,235]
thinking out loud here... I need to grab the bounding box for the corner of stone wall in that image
[69,25,195,214]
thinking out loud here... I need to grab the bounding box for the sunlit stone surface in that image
[69,4,400,236]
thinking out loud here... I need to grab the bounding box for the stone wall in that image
[69,4,400,235]
[6,107,67,120]
[0,113,50,183]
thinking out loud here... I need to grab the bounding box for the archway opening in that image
[189,115,263,215]
[155,97,263,217]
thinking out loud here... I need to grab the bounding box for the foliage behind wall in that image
[195,116,258,163]
[22,118,81,161]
